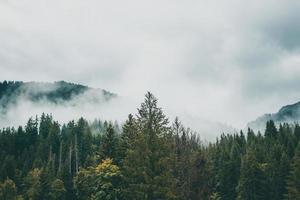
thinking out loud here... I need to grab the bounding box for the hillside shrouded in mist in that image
[2,0,300,133]
[248,101,300,131]
[0,81,130,128]
[1,0,300,199]
[0,92,300,200]
[0,81,236,141]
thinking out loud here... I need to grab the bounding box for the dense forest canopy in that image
[0,92,300,199]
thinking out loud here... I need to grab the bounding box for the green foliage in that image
[285,143,300,200]
[0,81,116,114]
[23,168,42,200]
[74,159,122,200]
[0,178,18,200]
[99,123,118,161]
[122,92,177,199]
[265,120,278,138]
[0,92,299,200]
[236,148,267,200]
[49,179,66,200]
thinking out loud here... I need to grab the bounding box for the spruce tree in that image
[285,142,300,200]
[265,120,278,138]
[237,147,267,200]
[123,92,176,199]
[99,123,118,162]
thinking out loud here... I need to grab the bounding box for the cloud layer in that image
[1,0,300,139]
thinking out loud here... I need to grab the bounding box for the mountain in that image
[0,81,116,114]
[247,101,300,130]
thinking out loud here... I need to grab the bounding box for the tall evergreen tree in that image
[123,92,176,199]
[237,148,267,200]
[285,142,300,200]
[99,123,118,162]
[265,120,278,138]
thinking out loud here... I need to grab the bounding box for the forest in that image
[0,81,115,112]
[0,92,300,200]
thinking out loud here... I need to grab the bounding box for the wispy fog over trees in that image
[0,92,299,199]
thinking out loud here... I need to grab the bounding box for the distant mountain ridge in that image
[247,101,300,130]
[0,81,116,114]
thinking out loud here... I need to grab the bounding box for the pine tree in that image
[25,117,38,146]
[265,120,278,138]
[237,147,267,200]
[99,123,118,161]
[285,142,300,200]
[39,113,52,139]
[123,92,177,199]
[266,143,287,200]
[118,114,138,164]
[295,123,300,142]
[76,118,93,168]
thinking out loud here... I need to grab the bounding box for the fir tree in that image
[285,142,300,200]
[237,148,267,200]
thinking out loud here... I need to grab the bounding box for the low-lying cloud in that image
[0,87,138,130]
[1,0,300,140]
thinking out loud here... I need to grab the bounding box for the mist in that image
[0,83,137,130]
[0,82,237,141]
[1,0,300,140]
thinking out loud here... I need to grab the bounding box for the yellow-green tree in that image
[23,168,41,200]
[74,158,122,200]
[48,179,66,200]
[0,178,18,200]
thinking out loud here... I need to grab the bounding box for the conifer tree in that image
[99,123,118,162]
[237,148,267,200]
[285,142,300,200]
[265,120,278,138]
[123,92,176,199]
[118,114,138,164]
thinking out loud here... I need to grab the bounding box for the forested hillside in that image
[0,92,300,199]
[248,101,300,131]
[0,81,116,113]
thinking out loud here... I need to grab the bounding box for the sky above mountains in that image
[1,0,300,132]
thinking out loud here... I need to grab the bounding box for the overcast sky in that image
[1,0,300,132]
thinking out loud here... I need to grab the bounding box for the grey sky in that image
[1,0,300,133]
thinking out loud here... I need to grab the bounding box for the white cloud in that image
[1,0,300,139]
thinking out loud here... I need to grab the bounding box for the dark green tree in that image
[48,179,66,200]
[265,120,278,138]
[99,123,118,162]
[285,143,300,199]
[237,148,267,200]
[123,92,177,199]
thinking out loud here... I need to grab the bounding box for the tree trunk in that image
[75,133,79,174]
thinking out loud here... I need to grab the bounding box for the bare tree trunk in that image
[58,141,62,173]
[49,145,52,163]
[75,133,79,174]
[52,153,56,172]
[69,142,72,174]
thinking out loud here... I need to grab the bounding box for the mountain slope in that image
[247,101,300,130]
[0,81,116,114]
